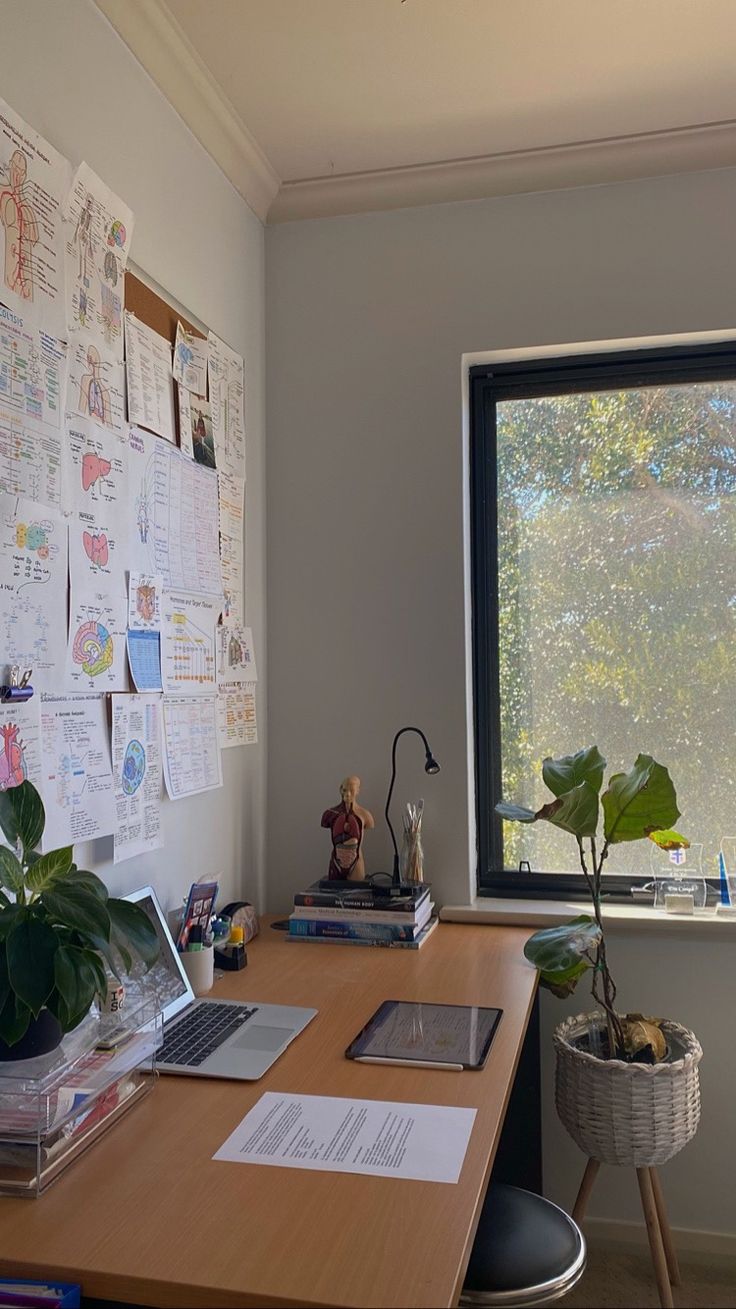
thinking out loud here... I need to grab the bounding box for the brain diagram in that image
[72,620,114,677]
[122,739,146,795]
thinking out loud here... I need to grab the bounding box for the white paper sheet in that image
[0,96,71,335]
[218,471,244,542]
[0,404,61,506]
[161,590,218,694]
[0,493,67,691]
[112,693,162,864]
[67,333,125,435]
[68,506,125,589]
[66,585,128,692]
[177,385,193,458]
[213,1092,477,1184]
[127,428,222,594]
[216,620,257,685]
[126,630,162,692]
[0,302,67,429]
[207,330,245,479]
[128,571,162,631]
[162,694,222,800]
[63,413,128,516]
[63,161,134,359]
[173,322,207,395]
[0,698,42,791]
[39,693,115,847]
[219,530,243,621]
[217,682,257,748]
[124,312,175,444]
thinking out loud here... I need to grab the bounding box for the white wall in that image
[0,0,266,913]
[266,167,736,1237]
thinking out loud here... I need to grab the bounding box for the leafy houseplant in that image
[496,746,689,1063]
[0,781,159,1059]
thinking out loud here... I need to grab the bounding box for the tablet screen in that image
[345,1000,502,1069]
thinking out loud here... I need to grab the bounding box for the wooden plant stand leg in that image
[650,1167,681,1288]
[572,1157,600,1224]
[636,1166,674,1309]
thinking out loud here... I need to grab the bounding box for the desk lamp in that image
[384,726,440,884]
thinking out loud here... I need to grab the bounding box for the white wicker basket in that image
[554,1011,702,1167]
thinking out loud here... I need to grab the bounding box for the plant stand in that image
[572,1158,680,1308]
[554,1012,702,1309]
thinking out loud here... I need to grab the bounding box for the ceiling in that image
[97,0,736,222]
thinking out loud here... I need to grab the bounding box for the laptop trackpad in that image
[234,1025,293,1052]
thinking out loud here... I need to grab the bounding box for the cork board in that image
[124,271,207,445]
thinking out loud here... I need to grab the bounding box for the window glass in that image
[497,382,736,876]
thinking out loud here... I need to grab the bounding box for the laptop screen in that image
[125,886,194,1022]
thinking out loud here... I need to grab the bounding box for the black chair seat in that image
[463,1183,585,1304]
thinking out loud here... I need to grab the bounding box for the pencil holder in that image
[180,944,214,996]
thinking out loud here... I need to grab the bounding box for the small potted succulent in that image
[497,748,702,1168]
[0,781,159,1061]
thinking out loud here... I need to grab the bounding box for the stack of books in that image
[287,881,437,949]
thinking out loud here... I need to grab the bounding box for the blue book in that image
[288,916,426,942]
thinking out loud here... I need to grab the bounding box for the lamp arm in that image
[384,727,433,882]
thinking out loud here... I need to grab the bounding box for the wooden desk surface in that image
[0,919,536,1309]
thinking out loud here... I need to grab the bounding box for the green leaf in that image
[0,992,31,1046]
[54,946,100,1022]
[0,781,44,853]
[107,898,159,968]
[25,846,73,894]
[0,905,21,941]
[602,755,680,845]
[536,781,600,837]
[87,933,124,981]
[0,847,24,895]
[71,869,109,901]
[524,915,602,995]
[647,828,690,851]
[42,886,111,942]
[6,916,58,1016]
[495,802,539,824]
[543,746,606,798]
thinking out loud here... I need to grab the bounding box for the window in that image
[470,343,736,896]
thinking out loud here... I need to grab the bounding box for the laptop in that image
[126,886,317,1080]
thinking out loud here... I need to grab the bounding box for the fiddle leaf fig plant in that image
[0,781,159,1047]
[497,747,689,1063]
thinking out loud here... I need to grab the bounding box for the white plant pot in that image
[554,1011,702,1167]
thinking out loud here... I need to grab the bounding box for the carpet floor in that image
[563,1246,736,1308]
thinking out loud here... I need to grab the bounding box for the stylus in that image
[354,1056,464,1071]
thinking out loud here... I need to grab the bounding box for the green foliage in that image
[523,916,602,997]
[0,781,159,1047]
[496,383,734,875]
[498,746,685,1058]
[602,755,680,844]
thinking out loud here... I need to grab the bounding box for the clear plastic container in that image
[0,994,161,1196]
[649,841,707,914]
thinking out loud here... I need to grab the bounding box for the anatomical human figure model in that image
[321,776,375,881]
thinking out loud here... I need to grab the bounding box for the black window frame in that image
[470,339,736,900]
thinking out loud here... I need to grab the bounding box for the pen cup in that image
[180,943,214,996]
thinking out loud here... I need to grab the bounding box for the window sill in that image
[440,897,736,939]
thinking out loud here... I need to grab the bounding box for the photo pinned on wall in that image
[178,385,216,469]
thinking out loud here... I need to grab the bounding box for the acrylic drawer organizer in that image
[0,994,162,1197]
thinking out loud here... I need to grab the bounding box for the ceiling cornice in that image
[94,0,280,223]
[93,0,736,227]
[269,118,736,223]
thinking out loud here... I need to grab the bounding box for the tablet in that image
[345,1000,502,1071]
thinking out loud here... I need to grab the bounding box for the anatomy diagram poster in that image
[0,96,71,337]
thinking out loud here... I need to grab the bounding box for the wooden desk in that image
[0,919,536,1309]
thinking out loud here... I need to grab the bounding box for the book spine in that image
[288,918,424,942]
[284,930,428,949]
[290,903,430,925]
[293,888,430,911]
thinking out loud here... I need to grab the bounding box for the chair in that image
[460,1183,586,1306]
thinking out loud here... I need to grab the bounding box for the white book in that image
[290,899,434,928]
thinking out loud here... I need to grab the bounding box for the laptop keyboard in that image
[158,1003,257,1067]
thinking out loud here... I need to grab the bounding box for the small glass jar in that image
[400,828,424,883]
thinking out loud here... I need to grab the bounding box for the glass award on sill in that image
[649,841,706,915]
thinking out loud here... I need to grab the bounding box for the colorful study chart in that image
[127,629,163,692]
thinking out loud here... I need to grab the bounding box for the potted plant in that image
[497,747,702,1169]
[0,780,159,1061]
